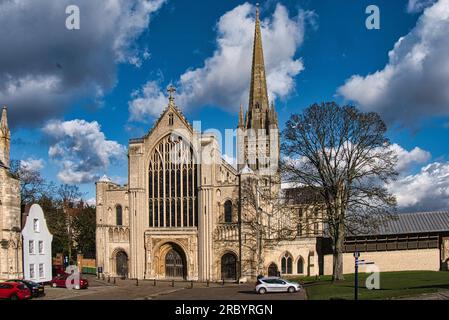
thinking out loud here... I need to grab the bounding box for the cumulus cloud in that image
[129,3,309,120]
[338,0,449,126]
[43,119,126,184]
[20,158,46,172]
[388,162,449,212]
[0,0,166,127]
[390,143,431,173]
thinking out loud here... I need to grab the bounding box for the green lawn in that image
[288,271,449,300]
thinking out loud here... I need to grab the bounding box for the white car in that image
[255,277,302,294]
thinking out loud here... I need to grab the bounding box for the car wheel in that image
[52,283,57,288]
[10,294,18,301]
[75,285,80,290]
[287,286,296,293]
[258,287,267,295]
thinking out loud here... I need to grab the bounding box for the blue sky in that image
[3,0,449,211]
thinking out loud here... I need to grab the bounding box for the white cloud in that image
[129,3,309,120]
[390,143,431,173]
[338,0,449,126]
[388,161,449,211]
[20,158,45,172]
[43,119,126,184]
[129,81,169,121]
[0,0,166,127]
[407,0,437,13]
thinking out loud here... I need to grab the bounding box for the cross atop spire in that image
[167,85,176,106]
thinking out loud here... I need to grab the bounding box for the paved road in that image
[39,276,305,301]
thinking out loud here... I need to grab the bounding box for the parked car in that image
[50,274,89,290]
[52,264,66,277]
[9,280,45,298]
[0,282,32,300]
[255,277,302,294]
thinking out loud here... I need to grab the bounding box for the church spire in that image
[0,105,11,167]
[248,4,269,117]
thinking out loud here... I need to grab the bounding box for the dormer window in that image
[169,113,174,126]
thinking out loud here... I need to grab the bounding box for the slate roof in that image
[360,211,449,236]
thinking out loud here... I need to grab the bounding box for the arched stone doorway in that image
[162,243,187,279]
[268,263,279,277]
[221,253,237,281]
[116,251,128,279]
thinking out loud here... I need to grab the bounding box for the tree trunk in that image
[332,216,346,281]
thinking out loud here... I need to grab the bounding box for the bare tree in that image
[281,102,397,281]
[57,184,85,262]
[10,160,47,206]
[239,174,306,277]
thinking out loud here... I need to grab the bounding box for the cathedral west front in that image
[95,8,322,282]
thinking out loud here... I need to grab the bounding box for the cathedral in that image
[95,9,322,282]
[0,106,23,281]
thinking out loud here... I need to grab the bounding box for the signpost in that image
[354,252,375,300]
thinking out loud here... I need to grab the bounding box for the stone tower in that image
[0,106,11,168]
[237,7,279,179]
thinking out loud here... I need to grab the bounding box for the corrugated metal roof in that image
[366,211,449,236]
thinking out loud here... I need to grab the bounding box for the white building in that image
[22,204,53,283]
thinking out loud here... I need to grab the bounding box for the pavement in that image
[38,275,306,301]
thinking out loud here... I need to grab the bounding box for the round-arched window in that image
[116,205,123,226]
[224,201,233,223]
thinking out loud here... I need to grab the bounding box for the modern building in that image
[0,106,23,281]
[22,204,53,283]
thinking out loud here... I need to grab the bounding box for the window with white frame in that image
[29,264,35,279]
[38,240,44,254]
[33,218,40,232]
[39,264,44,279]
[29,240,35,254]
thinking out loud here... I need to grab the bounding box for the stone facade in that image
[0,106,23,281]
[95,10,320,281]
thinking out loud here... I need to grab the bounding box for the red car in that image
[50,274,89,290]
[0,282,32,300]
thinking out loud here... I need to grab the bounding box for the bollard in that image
[154,279,156,286]
[102,274,105,281]
[191,281,194,289]
[113,277,116,285]
[222,279,225,286]
[136,278,139,287]
[172,280,175,287]
[108,276,110,283]
[206,280,209,287]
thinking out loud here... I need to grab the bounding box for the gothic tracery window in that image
[149,135,198,228]
[281,253,293,275]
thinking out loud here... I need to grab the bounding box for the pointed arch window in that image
[297,257,304,274]
[148,135,198,228]
[169,113,174,126]
[281,253,293,275]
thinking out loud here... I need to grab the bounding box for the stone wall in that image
[323,248,441,275]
